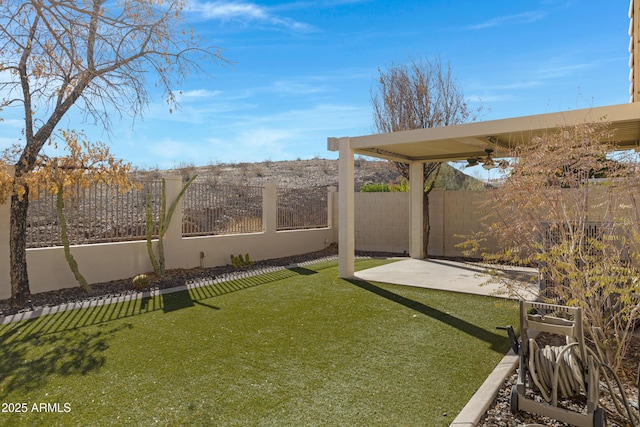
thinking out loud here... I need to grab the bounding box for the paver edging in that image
[450,349,518,426]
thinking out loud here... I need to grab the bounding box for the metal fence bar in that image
[26,180,327,247]
[182,183,263,237]
[277,187,328,230]
[25,179,162,248]
[26,188,58,248]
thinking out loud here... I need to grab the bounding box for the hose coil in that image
[528,339,585,402]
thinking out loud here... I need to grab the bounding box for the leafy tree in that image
[371,55,480,257]
[0,0,227,307]
[5,130,136,290]
[459,121,640,373]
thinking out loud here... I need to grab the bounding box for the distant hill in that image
[433,162,489,191]
[152,158,486,191]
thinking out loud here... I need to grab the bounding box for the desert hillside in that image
[156,158,485,191]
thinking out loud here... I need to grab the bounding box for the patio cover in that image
[327,102,640,278]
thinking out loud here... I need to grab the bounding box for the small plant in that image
[252,164,265,177]
[176,161,197,182]
[359,179,409,193]
[359,182,390,192]
[230,253,254,269]
[132,274,150,290]
[322,160,333,175]
[389,177,409,192]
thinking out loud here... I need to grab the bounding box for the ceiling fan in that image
[465,148,508,170]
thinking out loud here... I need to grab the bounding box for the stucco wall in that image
[441,190,488,258]
[351,189,490,258]
[354,192,409,254]
[0,187,514,300]
[0,179,335,300]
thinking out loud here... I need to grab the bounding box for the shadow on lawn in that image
[1,268,306,336]
[0,268,311,396]
[347,278,509,353]
[0,320,131,399]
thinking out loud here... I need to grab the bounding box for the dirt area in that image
[160,158,403,190]
[0,245,342,318]
[479,332,640,427]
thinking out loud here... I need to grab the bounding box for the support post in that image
[409,162,424,259]
[338,138,355,278]
[162,174,183,270]
[263,182,277,234]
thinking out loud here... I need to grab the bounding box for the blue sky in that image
[1,0,633,170]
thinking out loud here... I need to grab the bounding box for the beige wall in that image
[354,192,409,254]
[3,174,635,300]
[440,190,488,258]
[351,190,489,258]
[0,179,336,300]
[0,187,517,300]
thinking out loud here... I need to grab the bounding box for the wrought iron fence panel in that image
[277,187,328,230]
[26,179,162,248]
[182,183,263,236]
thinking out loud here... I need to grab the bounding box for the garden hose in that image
[527,338,640,426]
[598,362,640,426]
[528,340,585,402]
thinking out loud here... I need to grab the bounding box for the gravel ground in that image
[0,245,403,318]
[479,332,640,427]
[0,245,335,317]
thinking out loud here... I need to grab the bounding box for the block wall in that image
[354,192,409,254]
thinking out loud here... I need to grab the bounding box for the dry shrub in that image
[459,121,640,373]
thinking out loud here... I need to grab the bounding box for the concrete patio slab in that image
[355,257,540,301]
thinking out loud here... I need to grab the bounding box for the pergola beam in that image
[347,103,640,163]
[328,102,640,279]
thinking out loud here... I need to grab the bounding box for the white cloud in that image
[201,103,371,162]
[148,138,206,167]
[534,62,592,80]
[188,1,315,32]
[179,89,223,99]
[272,79,333,96]
[192,1,268,20]
[466,11,545,30]
[1,118,25,128]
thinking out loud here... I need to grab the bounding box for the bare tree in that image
[371,55,478,257]
[0,0,228,307]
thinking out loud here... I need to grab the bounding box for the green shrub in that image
[230,253,254,269]
[389,178,409,192]
[360,183,390,192]
[132,274,150,290]
[360,178,409,193]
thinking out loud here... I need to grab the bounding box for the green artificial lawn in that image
[0,259,518,427]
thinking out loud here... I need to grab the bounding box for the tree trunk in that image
[9,192,30,308]
[423,191,430,259]
[421,163,441,259]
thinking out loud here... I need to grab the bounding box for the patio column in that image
[338,137,355,278]
[409,162,424,259]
